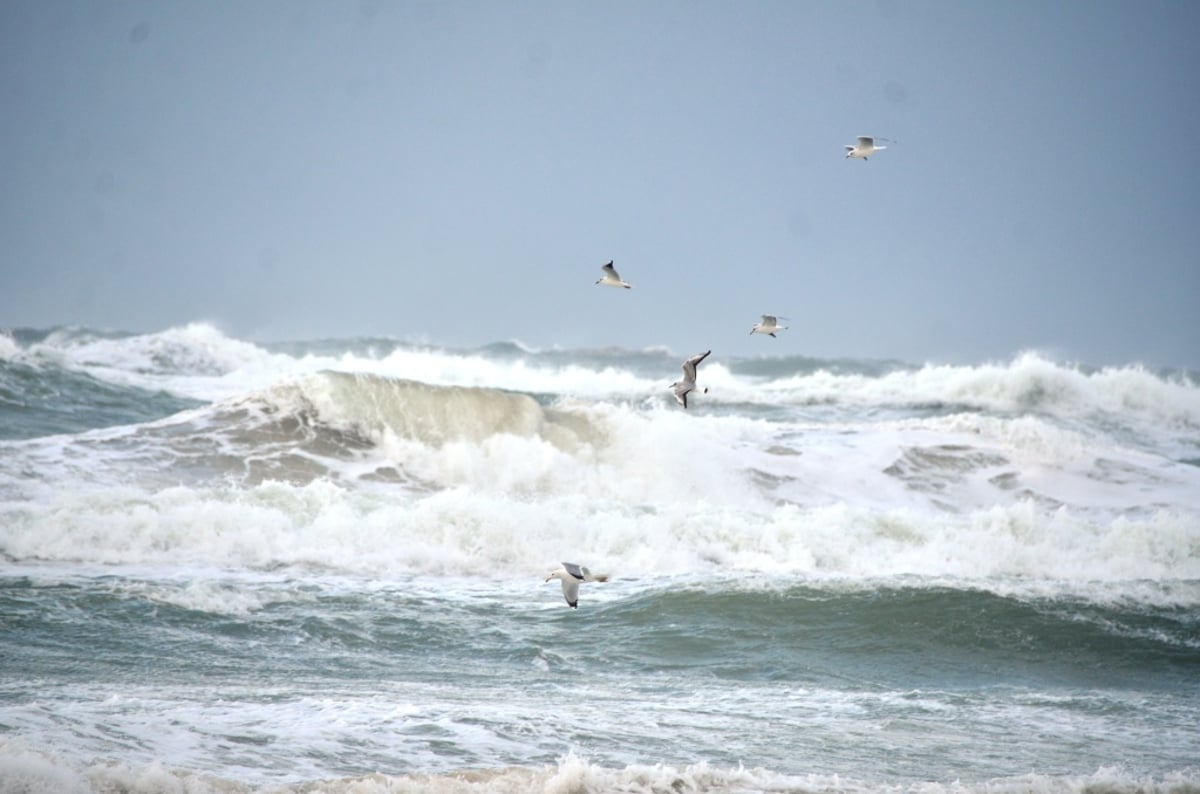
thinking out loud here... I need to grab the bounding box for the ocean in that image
[1,323,1197,793]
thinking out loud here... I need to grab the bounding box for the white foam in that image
[22,323,289,402]
[32,324,669,405]
[2,741,1197,794]
[107,578,317,617]
[20,327,1200,437]
[0,332,20,362]
[5,329,1198,606]
[3,368,1198,606]
[0,741,89,794]
[40,323,266,375]
[2,474,1197,604]
[733,352,1200,435]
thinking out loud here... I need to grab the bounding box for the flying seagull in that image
[844,135,888,160]
[671,350,711,409]
[595,261,632,289]
[750,315,788,338]
[545,562,609,608]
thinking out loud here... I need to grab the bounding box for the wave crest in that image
[757,352,1200,423]
[221,371,601,452]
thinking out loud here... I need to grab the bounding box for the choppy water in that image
[1,323,1198,793]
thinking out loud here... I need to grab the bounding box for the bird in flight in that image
[750,315,788,338]
[844,135,889,161]
[595,261,632,289]
[545,562,609,608]
[671,350,711,409]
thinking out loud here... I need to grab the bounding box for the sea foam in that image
[2,741,1197,794]
[4,325,1198,602]
[24,325,1200,429]
[3,477,1197,604]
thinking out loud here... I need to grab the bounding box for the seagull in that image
[595,261,632,289]
[750,315,788,338]
[844,135,888,160]
[671,349,711,409]
[545,562,609,608]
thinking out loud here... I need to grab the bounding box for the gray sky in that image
[3,0,1198,367]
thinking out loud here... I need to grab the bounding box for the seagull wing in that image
[560,578,580,608]
[761,315,776,326]
[858,136,874,148]
[672,382,691,406]
[562,562,586,581]
[680,350,711,380]
[601,261,618,278]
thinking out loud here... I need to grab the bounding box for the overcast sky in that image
[2,0,1198,367]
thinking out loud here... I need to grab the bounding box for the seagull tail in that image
[592,574,610,583]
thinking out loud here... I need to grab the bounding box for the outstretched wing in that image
[601,261,619,278]
[857,136,874,148]
[760,315,776,326]
[680,350,711,380]
[672,382,690,407]
[562,562,586,581]
[561,579,580,608]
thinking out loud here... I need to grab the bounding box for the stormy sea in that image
[2,323,1197,793]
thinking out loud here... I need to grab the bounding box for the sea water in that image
[1,323,1198,793]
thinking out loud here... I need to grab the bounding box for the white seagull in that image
[844,135,887,160]
[671,349,711,409]
[545,562,609,608]
[750,315,788,338]
[595,261,632,289]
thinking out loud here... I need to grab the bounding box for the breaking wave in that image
[2,742,1196,794]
